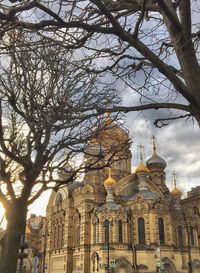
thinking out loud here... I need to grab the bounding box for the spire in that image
[171,171,182,199]
[172,171,177,188]
[152,135,157,152]
[135,143,149,174]
[139,142,144,162]
[104,168,116,203]
[146,136,167,171]
[108,167,111,177]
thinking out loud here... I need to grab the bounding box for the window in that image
[93,223,96,244]
[118,220,123,243]
[138,217,145,244]
[190,227,195,246]
[95,218,99,244]
[93,218,99,244]
[53,225,57,249]
[57,224,61,249]
[194,206,199,215]
[158,218,165,244]
[104,219,109,243]
[51,220,65,250]
[55,193,62,212]
[61,223,64,248]
[92,252,99,272]
[77,226,80,246]
[177,226,183,247]
[73,212,80,247]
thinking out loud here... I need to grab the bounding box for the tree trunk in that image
[0,202,27,273]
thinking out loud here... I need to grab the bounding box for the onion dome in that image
[135,162,150,174]
[171,187,182,199]
[135,143,150,174]
[104,168,116,187]
[170,172,182,199]
[90,112,129,147]
[146,136,166,171]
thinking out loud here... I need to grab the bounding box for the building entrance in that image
[162,257,176,273]
[114,258,134,273]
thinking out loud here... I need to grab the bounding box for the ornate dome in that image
[171,186,182,199]
[104,168,116,187]
[170,171,182,199]
[146,138,166,171]
[135,162,150,174]
[135,143,149,174]
[89,113,129,147]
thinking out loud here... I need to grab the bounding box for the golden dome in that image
[135,143,150,174]
[89,113,129,147]
[171,186,182,199]
[135,162,150,174]
[104,168,116,187]
[170,171,182,199]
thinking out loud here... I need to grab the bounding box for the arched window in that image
[55,193,62,212]
[95,218,99,244]
[77,225,80,246]
[190,227,195,246]
[53,225,57,249]
[57,224,61,249]
[61,223,64,248]
[118,220,123,243]
[177,226,183,247]
[158,218,165,244]
[93,218,99,244]
[73,211,80,247]
[92,252,99,272]
[93,223,96,244]
[104,219,109,243]
[138,217,145,244]
[194,206,199,215]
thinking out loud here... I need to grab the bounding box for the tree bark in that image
[0,202,27,273]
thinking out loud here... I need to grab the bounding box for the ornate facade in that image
[43,124,200,273]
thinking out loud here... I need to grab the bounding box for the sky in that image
[126,112,200,191]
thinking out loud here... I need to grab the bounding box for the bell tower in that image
[146,136,170,195]
[84,114,132,185]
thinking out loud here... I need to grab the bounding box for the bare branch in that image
[154,113,192,128]
[98,103,192,115]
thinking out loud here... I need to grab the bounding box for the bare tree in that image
[0,32,130,273]
[0,0,199,127]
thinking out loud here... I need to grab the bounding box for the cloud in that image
[124,110,200,192]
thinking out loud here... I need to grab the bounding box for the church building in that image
[43,120,200,273]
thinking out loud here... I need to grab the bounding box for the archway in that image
[91,252,99,272]
[114,258,134,273]
[162,257,176,273]
[192,259,200,273]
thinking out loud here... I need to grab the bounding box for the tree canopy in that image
[0,0,199,126]
[0,32,130,273]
